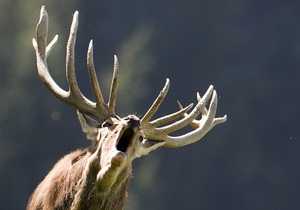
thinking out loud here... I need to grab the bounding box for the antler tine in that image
[177,101,198,129]
[142,78,190,137]
[87,40,111,117]
[164,90,227,148]
[180,91,227,129]
[64,10,103,117]
[150,103,193,127]
[108,55,119,114]
[155,85,214,135]
[32,6,69,101]
[141,82,227,148]
[33,6,118,119]
[141,78,170,123]
[142,85,213,137]
[86,41,119,117]
[177,92,209,129]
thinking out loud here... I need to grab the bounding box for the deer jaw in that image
[78,111,164,191]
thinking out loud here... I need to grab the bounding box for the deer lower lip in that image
[116,127,134,154]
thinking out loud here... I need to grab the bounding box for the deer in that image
[27,6,227,210]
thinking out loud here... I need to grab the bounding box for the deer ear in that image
[77,110,100,141]
[136,139,165,157]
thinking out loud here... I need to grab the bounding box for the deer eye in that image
[102,119,113,128]
[102,118,114,128]
[102,122,111,128]
[138,136,143,142]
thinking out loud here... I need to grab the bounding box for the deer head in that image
[27,6,227,210]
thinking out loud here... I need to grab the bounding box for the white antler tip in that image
[71,11,79,29]
[161,78,170,96]
[165,78,170,88]
[53,34,58,41]
[196,92,201,101]
[37,6,49,37]
[88,40,94,52]
[213,114,227,125]
[223,115,227,121]
[212,90,217,100]
[177,100,183,109]
[114,55,119,70]
[40,6,47,17]
[32,38,37,48]
[221,114,227,123]
[74,11,79,18]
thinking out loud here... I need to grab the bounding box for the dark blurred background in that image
[1,0,299,209]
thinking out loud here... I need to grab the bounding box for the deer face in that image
[78,112,164,170]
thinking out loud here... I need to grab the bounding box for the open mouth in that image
[116,127,134,154]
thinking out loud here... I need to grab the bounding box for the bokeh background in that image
[1,0,300,209]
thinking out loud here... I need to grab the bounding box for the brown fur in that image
[27,148,132,210]
[27,115,140,210]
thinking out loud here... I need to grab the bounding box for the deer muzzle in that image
[114,117,141,159]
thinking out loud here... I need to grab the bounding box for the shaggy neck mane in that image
[72,149,132,210]
[28,148,132,210]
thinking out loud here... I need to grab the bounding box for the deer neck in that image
[71,149,132,210]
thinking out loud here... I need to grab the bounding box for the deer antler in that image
[28,6,227,210]
[141,79,227,148]
[32,6,226,148]
[32,6,118,120]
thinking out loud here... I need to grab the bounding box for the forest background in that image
[0,0,299,209]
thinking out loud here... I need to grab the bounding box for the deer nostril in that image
[127,118,141,128]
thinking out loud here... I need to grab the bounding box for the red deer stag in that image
[27,6,227,210]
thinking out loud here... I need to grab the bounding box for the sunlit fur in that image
[27,114,161,210]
